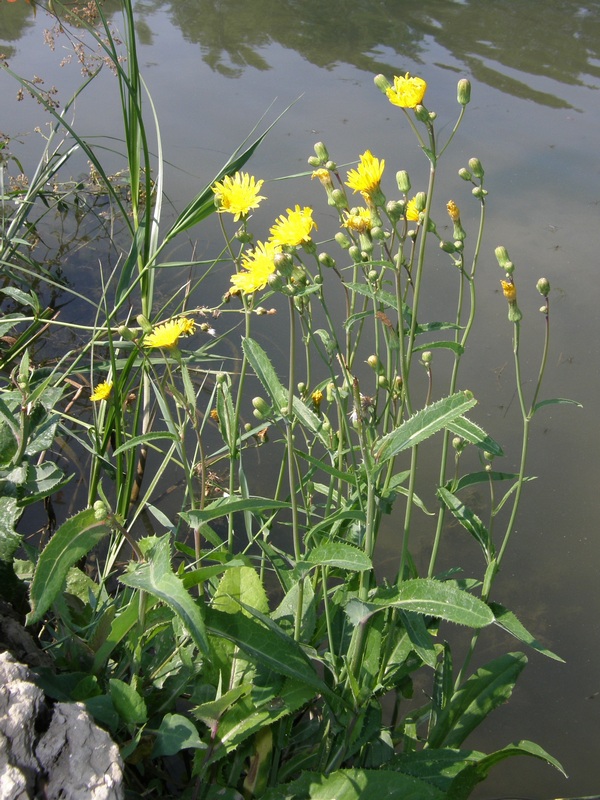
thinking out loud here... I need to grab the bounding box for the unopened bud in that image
[386,200,404,222]
[274,251,294,277]
[137,314,153,334]
[414,104,430,123]
[414,191,427,212]
[396,170,411,193]
[313,141,329,162]
[318,252,336,269]
[117,324,134,341]
[367,355,380,370]
[325,160,337,171]
[268,273,284,291]
[468,157,484,178]
[374,73,392,94]
[421,350,433,365]
[440,240,456,253]
[335,231,351,249]
[536,277,550,297]
[452,436,465,452]
[458,168,472,181]
[457,78,471,106]
[471,186,487,199]
[252,397,271,419]
[348,245,362,263]
[331,188,349,210]
[494,246,511,269]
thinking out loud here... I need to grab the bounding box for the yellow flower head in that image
[311,169,334,190]
[231,241,278,295]
[405,197,421,222]
[447,200,460,222]
[269,205,317,248]
[212,172,266,222]
[343,207,372,233]
[386,73,428,108]
[345,150,385,196]
[90,381,113,402]
[311,389,324,409]
[144,318,195,349]
[501,280,517,302]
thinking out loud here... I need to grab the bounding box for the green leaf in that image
[111,431,179,456]
[206,607,332,700]
[489,601,564,661]
[264,768,445,800]
[26,508,113,626]
[413,340,464,355]
[532,396,581,413]
[437,487,493,559]
[305,542,372,572]
[182,496,291,527]
[427,652,528,749]
[212,566,269,616]
[242,337,288,409]
[375,392,477,463]
[120,535,209,655]
[152,713,207,757]
[361,579,494,628]
[109,678,147,725]
[448,470,519,493]
[0,497,22,561]
[446,417,504,457]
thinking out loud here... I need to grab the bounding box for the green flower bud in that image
[495,246,511,268]
[216,372,227,385]
[117,324,135,341]
[386,200,404,222]
[244,422,252,432]
[307,156,321,168]
[317,252,335,270]
[457,78,471,106]
[377,374,388,389]
[367,269,379,283]
[374,73,392,94]
[536,277,551,297]
[468,157,484,178]
[268,273,284,292]
[235,229,253,243]
[313,141,329,162]
[421,350,433,365]
[452,436,465,452]
[331,188,349,210]
[414,191,427,212]
[396,170,411,193]
[325,160,337,171]
[367,354,380,370]
[274,251,294,277]
[297,381,307,395]
[458,168,472,181]
[440,240,457,253]
[93,499,108,521]
[252,397,271,418]
[414,104,430,123]
[471,186,488,199]
[348,245,362,263]
[335,231,351,249]
[137,314,153,334]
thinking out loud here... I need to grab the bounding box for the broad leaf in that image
[305,542,372,572]
[120,535,209,655]
[152,713,207,757]
[27,508,113,625]
[109,678,147,725]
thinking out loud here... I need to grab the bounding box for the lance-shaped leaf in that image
[489,601,564,661]
[427,652,527,749]
[375,392,477,463]
[27,508,113,626]
[182,496,291,527]
[120,535,209,655]
[446,416,504,457]
[349,579,494,629]
[305,541,372,572]
[437,487,494,560]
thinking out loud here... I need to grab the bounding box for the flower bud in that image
[348,245,362,263]
[297,381,307,395]
[367,354,380,371]
[268,273,284,292]
[313,141,329,162]
[396,170,411,193]
[386,200,404,222]
[377,374,389,389]
[325,160,337,171]
[274,251,294,277]
[457,78,471,106]
[458,168,472,181]
[471,186,487,199]
[318,252,336,269]
[421,350,433,365]
[216,372,227,385]
[440,240,456,253]
[335,231,351,249]
[367,269,379,282]
[414,191,427,212]
[252,397,271,419]
[93,499,108,521]
[235,229,253,243]
[494,246,511,269]
[331,188,349,210]
[136,314,153,334]
[468,157,484,178]
[536,277,550,297]
[452,436,465,452]
[446,200,460,222]
[117,324,135,341]
[371,226,385,241]
[414,104,430,123]
[307,156,321,168]
[374,73,392,94]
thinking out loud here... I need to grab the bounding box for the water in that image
[2,1,600,797]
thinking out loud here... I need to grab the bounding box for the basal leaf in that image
[152,713,207,757]
[27,508,113,626]
[109,678,147,725]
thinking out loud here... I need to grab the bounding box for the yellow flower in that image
[231,241,278,295]
[405,197,420,221]
[311,169,333,190]
[501,280,517,302]
[144,318,195,349]
[90,381,113,402]
[343,207,372,233]
[212,172,266,221]
[386,73,427,108]
[311,389,324,410]
[447,200,460,222]
[345,150,385,196]
[269,205,317,248]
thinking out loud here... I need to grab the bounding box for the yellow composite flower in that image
[212,172,266,222]
[405,197,420,222]
[343,207,372,233]
[446,200,460,222]
[90,381,113,402]
[501,280,517,302]
[345,150,385,196]
[144,318,195,349]
[231,241,279,295]
[386,73,428,108]
[269,205,317,248]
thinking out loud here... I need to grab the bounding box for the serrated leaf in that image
[437,487,493,559]
[305,542,372,571]
[375,392,477,463]
[242,337,288,409]
[27,508,113,625]
[212,566,269,616]
[489,601,564,661]
[446,417,503,457]
[120,535,209,655]
[367,579,494,628]
[182,496,291,527]
[427,652,527,748]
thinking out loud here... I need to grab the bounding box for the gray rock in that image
[0,651,124,799]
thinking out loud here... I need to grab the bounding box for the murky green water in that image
[2,1,600,797]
